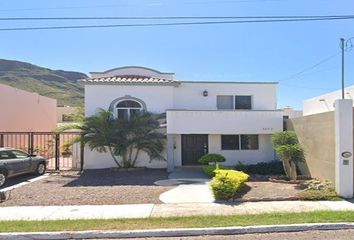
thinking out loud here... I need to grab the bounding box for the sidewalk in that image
[1,200,354,221]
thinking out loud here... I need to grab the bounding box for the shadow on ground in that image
[64,168,169,187]
[0,174,37,190]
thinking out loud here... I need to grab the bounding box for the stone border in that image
[1,223,354,240]
[234,196,301,202]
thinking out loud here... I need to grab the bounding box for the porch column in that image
[167,134,175,172]
[334,99,353,198]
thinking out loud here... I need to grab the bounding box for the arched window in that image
[116,100,143,120]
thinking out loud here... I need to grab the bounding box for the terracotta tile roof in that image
[80,75,178,85]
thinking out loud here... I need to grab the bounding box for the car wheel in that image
[36,163,46,175]
[0,172,6,187]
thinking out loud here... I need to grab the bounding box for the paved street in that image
[103,229,354,240]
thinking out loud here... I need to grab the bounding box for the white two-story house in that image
[82,66,283,171]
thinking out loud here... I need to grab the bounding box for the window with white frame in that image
[216,95,252,110]
[221,134,259,150]
[217,95,233,109]
[115,100,143,121]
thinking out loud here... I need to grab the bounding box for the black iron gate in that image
[0,132,84,171]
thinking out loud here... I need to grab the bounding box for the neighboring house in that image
[0,84,57,132]
[287,87,354,198]
[81,66,283,170]
[57,106,78,123]
[303,85,354,116]
[282,106,303,119]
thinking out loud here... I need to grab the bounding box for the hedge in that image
[235,161,285,175]
[210,169,249,200]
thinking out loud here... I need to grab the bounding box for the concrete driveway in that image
[156,167,215,204]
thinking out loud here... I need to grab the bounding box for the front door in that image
[182,134,208,165]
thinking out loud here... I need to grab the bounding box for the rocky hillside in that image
[0,59,87,106]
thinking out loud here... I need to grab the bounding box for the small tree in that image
[198,153,226,165]
[272,131,305,180]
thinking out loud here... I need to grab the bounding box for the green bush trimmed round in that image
[198,153,226,165]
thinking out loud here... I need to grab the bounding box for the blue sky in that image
[0,0,353,109]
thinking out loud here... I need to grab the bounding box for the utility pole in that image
[340,38,345,99]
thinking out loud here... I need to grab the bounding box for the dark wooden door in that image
[182,134,208,165]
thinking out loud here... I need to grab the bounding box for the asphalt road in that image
[102,229,354,240]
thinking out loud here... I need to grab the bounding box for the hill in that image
[0,59,87,106]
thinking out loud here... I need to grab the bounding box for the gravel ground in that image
[235,181,305,201]
[110,229,354,240]
[0,169,171,206]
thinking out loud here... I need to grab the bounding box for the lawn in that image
[1,211,354,232]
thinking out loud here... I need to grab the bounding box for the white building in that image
[303,85,354,116]
[82,66,283,170]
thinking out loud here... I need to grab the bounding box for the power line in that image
[0,16,353,31]
[280,37,354,83]
[0,15,353,21]
[279,52,340,82]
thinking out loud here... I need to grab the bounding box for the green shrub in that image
[202,165,231,178]
[272,131,305,180]
[210,169,249,200]
[296,179,341,201]
[198,153,226,165]
[297,189,341,201]
[235,161,285,175]
[272,131,298,146]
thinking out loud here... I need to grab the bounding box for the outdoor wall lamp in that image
[203,90,208,97]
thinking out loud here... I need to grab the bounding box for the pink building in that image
[0,84,57,132]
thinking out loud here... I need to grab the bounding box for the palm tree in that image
[116,111,166,167]
[80,110,124,167]
[57,109,165,168]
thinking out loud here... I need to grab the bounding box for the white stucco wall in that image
[334,99,353,197]
[303,85,354,116]
[170,134,275,167]
[167,110,283,134]
[84,148,167,169]
[209,134,276,165]
[83,80,279,169]
[85,85,174,116]
[173,82,277,110]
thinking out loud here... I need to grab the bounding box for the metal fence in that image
[0,132,84,171]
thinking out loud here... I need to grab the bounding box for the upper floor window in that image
[217,95,252,110]
[217,95,234,109]
[116,100,143,120]
[235,96,252,109]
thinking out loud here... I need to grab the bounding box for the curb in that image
[1,222,354,240]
